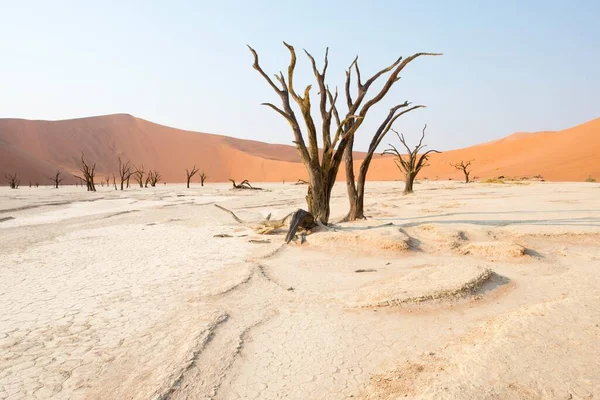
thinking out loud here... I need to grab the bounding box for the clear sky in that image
[1,0,599,151]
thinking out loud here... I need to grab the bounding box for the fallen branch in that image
[249,239,271,244]
[214,204,293,234]
[229,179,263,190]
[214,204,245,223]
[285,209,317,244]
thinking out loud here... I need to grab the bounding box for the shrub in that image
[585,176,596,183]
[481,177,505,184]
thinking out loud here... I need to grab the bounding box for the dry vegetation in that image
[382,125,440,194]
[249,42,441,224]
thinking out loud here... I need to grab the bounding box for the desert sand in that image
[1,114,599,186]
[1,180,599,399]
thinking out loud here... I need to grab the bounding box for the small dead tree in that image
[49,170,64,189]
[134,165,145,188]
[117,157,134,190]
[249,42,440,224]
[105,176,111,187]
[112,174,117,190]
[451,160,474,183]
[34,181,39,188]
[185,165,199,188]
[199,171,207,186]
[382,125,440,195]
[74,153,97,191]
[5,173,20,189]
[148,170,161,187]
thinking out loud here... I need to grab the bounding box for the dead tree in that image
[34,181,39,188]
[382,125,440,195]
[134,165,145,188]
[199,171,207,186]
[249,42,441,224]
[117,157,134,190]
[343,102,427,220]
[74,153,97,191]
[105,176,111,187]
[185,165,199,188]
[294,179,309,185]
[48,170,64,189]
[451,160,474,183]
[229,179,262,190]
[5,173,19,189]
[148,170,161,187]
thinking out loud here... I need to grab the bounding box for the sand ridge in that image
[1,114,599,185]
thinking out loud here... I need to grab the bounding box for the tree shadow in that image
[477,273,511,295]
[524,248,545,258]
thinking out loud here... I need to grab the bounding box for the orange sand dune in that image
[0,114,598,185]
[369,117,600,182]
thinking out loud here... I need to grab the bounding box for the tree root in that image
[229,179,263,190]
[214,204,292,234]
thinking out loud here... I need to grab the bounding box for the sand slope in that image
[1,114,598,185]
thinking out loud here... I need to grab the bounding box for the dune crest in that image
[1,114,599,185]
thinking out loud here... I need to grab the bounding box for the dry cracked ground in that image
[1,181,599,399]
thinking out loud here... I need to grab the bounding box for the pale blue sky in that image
[1,0,598,150]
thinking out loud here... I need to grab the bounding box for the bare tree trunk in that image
[451,160,473,184]
[305,167,336,223]
[404,172,416,194]
[248,43,440,225]
[343,136,365,220]
[383,126,440,196]
[343,104,426,221]
[74,153,96,191]
[185,165,199,188]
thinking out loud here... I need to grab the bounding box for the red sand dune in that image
[1,114,598,185]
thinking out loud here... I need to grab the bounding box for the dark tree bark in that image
[451,160,473,183]
[382,125,441,195]
[199,171,207,186]
[343,103,427,220]
[5,173,19,189]
[48,170,64,189]
[229,179,262,190]
[74,153,97,191]
[118,157,134,190]
[134,165,145,187]
[185,165,199,188]
[147,170,161,187]
[249,42,441,224]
